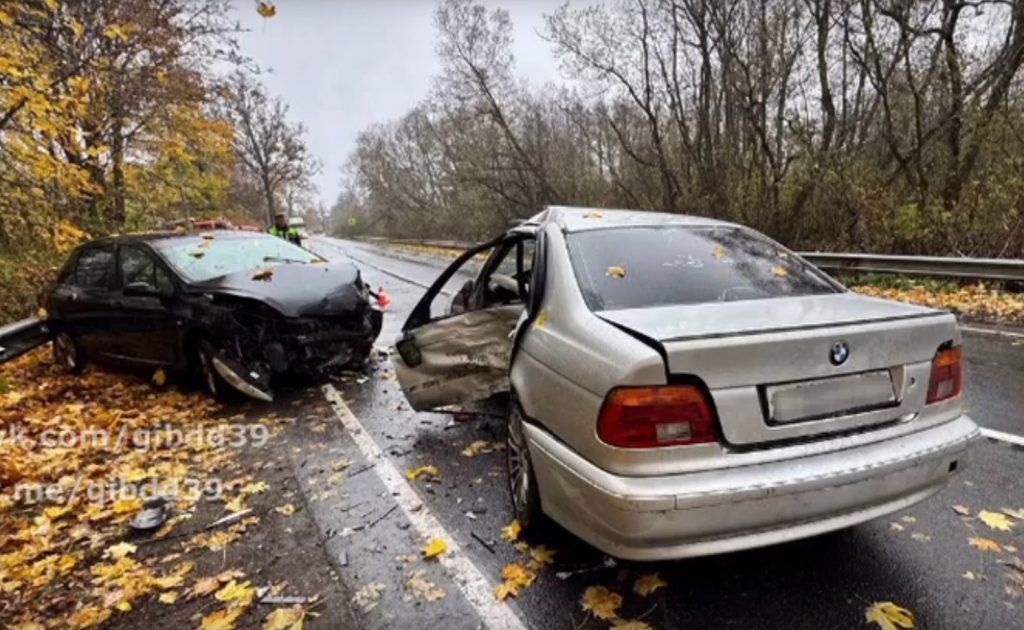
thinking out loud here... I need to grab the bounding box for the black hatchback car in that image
[39,231,383,401]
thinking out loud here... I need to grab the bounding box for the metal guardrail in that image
[367,237,1024,283]
[799,253,1024,282]
[0,317,50,364]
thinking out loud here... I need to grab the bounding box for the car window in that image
[120,245,174,293]
[153,234,321,282]
[72,246,114,289]
[566,226,840,311]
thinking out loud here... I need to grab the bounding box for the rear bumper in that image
[525,414,980,561]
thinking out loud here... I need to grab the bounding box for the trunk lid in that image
[598,293,958,445]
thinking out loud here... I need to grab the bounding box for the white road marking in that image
[961,325,1024,340]
[321,384,528,630]
[980,427,1024,447]
[308,237,454,295]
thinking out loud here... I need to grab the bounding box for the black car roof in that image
[82,230,266,247]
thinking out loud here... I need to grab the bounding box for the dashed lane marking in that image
[321,384,529,630]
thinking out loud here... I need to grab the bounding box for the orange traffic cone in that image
[376,286,391,310]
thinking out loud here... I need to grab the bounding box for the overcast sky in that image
[230,1,567,207]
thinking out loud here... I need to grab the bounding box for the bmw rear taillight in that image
[926,346,963,404]
[597,385,717,448]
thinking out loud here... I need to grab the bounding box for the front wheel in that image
[196,340,239,402]
[52,332,85,375]
[506,396,543,529]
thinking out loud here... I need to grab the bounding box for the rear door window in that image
[566,226,840,311]
[72,246,115,289]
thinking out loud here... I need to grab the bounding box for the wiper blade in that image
[262,256,308,264]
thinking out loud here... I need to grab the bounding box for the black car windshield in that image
[153,234,321,282]
[566,226,841,311]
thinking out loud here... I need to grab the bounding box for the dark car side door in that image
[112,244,181,367]
[48,244,119,359]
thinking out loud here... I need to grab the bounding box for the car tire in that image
[506,395,544,530]
[196,340,239,402]
[52,331,85,375]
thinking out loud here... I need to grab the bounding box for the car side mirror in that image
[124,282,169,298]
[395,332,422,368]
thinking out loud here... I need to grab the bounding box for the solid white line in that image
[980,427,1024,447]
[961,325,1024,340]
[321,384,528,630]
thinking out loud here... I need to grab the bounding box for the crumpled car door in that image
[393,234,532,412]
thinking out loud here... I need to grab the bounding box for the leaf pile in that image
[851,283,1024,325]
[0,348,258,627]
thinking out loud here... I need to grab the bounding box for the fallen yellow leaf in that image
[262,606,305,630]
[215,579,256,605]
[979,510,1014,532]
[529,545,556,566]
[865,601,915,630]
[606,266,626,278]
[633,572,667,596]
[612,621,653,630]
[501,519,522,542]
[771,266,789,277]
[461,440,492,457]
[968,537,1002,551]
[422,538,447,559]
[581,585,622,620]
[152,369,167,387]
[251,268,274,281]
[405,465,440,481]
[158,591,179,604]
[104,542,137,560]
[275,504,296,516]
[1003,507,1024,520]
[201,606,245,630]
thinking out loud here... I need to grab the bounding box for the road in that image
[297,236,1024,630]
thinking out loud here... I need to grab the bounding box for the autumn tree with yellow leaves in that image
[0,0,313,321]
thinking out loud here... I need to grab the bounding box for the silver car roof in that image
[526,205,739,232]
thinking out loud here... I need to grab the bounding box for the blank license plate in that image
[767,370,896,423]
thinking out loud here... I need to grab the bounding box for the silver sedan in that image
[393,206,980,560]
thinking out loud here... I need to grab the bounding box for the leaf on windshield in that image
[771,266,789,277]
[979,510,1014,532]
[606,266,626,278]
[777,251,789,259]
[189,251,205,258]
[583,211,603,219]
[865,601,915,630]
[713,245,727,259]
[251,268,274,281]
[201,233,216,240]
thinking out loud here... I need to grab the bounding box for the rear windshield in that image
[153,234,321,282]
[566,226,840,311]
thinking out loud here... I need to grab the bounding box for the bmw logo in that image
[829,341,850,366]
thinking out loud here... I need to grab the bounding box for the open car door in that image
[393,230,537,412]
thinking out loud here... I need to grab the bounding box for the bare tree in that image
[224,72,318,225]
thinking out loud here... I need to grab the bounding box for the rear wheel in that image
[506,396,543,529]
[52,332,85,375]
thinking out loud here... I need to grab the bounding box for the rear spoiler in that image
[0,318,51,365]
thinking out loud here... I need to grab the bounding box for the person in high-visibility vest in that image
[268,211,301,246]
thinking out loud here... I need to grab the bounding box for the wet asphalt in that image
[296,236,1024,630]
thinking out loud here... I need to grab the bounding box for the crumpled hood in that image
[597,292,941,342]
[195,261,367,317]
